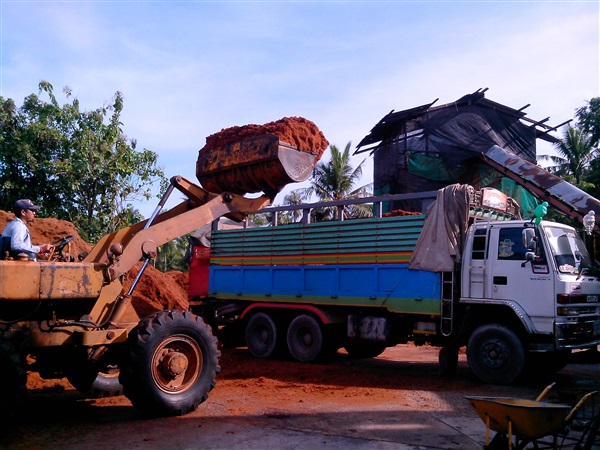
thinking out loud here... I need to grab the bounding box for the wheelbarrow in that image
[465,383,598,449]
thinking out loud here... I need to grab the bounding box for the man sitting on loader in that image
[1,199,53,261]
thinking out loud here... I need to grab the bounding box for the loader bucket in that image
[196,134,318,196]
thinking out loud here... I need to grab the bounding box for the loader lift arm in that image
[84,175,270,281]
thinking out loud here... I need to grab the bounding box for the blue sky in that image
[1,1,599,218]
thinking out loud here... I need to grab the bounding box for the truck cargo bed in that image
[208,215,442,314]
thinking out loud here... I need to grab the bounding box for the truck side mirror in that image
[522,228,537,252]
[522,251,536,267]
[522,228,537,267]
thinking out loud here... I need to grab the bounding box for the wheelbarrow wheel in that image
[467,324,525,385]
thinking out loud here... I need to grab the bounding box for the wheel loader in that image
[0,135,319,417]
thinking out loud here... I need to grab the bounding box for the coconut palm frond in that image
[548,125,597,185]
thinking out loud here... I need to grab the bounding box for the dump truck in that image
[0,135,319,416]
[189,184,600,385]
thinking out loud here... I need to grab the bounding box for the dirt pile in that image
[123,265,189,317]
[383,209,423,217]
[0,210,188,315]
[201,116,329,160]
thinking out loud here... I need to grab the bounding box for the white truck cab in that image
[461,218,600,382]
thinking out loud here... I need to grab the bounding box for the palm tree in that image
[576,97,600,147]
[539,125,597,186]
[297,142,373,220]
[281,190,305,223]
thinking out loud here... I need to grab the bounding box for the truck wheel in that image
[245,312,278,358]
[0,338,26,414]
[467,324,525,385]
[344,341,387,359]
[120,310,221,417]
[286,314,323,362]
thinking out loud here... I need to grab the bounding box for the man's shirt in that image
[2,218,40,260]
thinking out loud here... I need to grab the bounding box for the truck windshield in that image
[545,226,593,275]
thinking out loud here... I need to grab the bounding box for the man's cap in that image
[14,199,41,211]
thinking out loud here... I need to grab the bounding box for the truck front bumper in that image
[556,316,600,349]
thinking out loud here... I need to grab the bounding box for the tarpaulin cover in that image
[409,184,471,272]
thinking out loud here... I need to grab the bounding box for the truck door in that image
[488,226,555,329]
[464,227,488,299]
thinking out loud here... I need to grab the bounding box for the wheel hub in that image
[259,327,269,343]
[160,351,189,378]
[301,331,313,347]
[482,340,507,368]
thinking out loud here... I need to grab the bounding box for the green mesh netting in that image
[407,153,466,182]
[407,153,539,218]
[497,178,539,219]
[477,165,539,218]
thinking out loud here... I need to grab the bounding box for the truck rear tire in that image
[467,324,525,385]
[120,310,221,417]
[245,312,278,359]
[287,314,323,362]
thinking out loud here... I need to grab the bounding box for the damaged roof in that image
[356,88,569,155]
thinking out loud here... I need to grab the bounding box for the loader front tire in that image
[120,310,221,417]
[67,366,123,398]
[66,349,123,398]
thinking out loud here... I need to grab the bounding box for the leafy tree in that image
[576,97,600,147]
[295,142,373,221]
[155,236,189,272]
[574,97,600,201]
[0,82,167,242]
